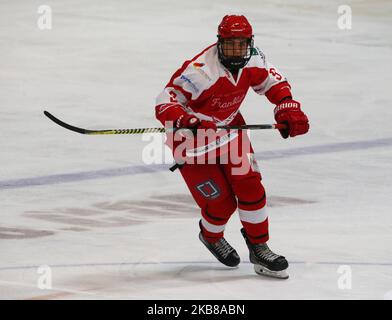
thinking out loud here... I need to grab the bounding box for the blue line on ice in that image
[1,137,391,190]
[0,260,391,272]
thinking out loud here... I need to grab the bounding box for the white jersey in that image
[156,43,292,126]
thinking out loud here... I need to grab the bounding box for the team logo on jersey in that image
[193,62,212,81]
[180,75,200,93]
[211,93,246,109]
[196,180,221,199]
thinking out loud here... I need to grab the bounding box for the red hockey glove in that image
[176,114,217,131]
[274,100,309,139]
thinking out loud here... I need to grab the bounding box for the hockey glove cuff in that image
[274,100,309,139]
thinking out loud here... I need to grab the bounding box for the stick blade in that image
[44,110,88,134]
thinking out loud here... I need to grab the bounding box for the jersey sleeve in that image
[155,61,191,127]
[248,46,293,105]
[155,46,214,126]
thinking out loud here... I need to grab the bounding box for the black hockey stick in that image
[44,111,286,135]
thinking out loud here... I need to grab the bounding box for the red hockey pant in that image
[179,152,269,244]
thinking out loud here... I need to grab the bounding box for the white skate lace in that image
[254,244,280,262]
[214,238,234,259]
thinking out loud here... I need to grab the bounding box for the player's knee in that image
[233,176,266,205]
[205,194,237,220]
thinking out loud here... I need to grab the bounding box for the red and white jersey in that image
[155,43,292,127]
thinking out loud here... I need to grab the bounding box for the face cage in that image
[217,36,254,71]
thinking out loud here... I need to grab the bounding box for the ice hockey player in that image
[155,15,309,279]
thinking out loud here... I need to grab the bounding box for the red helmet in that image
[217,15,254,71]
[218,15,253,39]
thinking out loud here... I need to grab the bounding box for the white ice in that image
[0,0,391,300]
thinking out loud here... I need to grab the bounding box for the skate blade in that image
[254,264,289,279]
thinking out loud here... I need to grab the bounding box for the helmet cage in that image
[217,36,254,71]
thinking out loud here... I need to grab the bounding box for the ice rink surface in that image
[0,0,391,299]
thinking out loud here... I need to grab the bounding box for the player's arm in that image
[155,86,188,127]
[249,49,309,138]
[155,63,216,130]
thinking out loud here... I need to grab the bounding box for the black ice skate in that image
[241,228,289,279]
[199,221,240,267]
